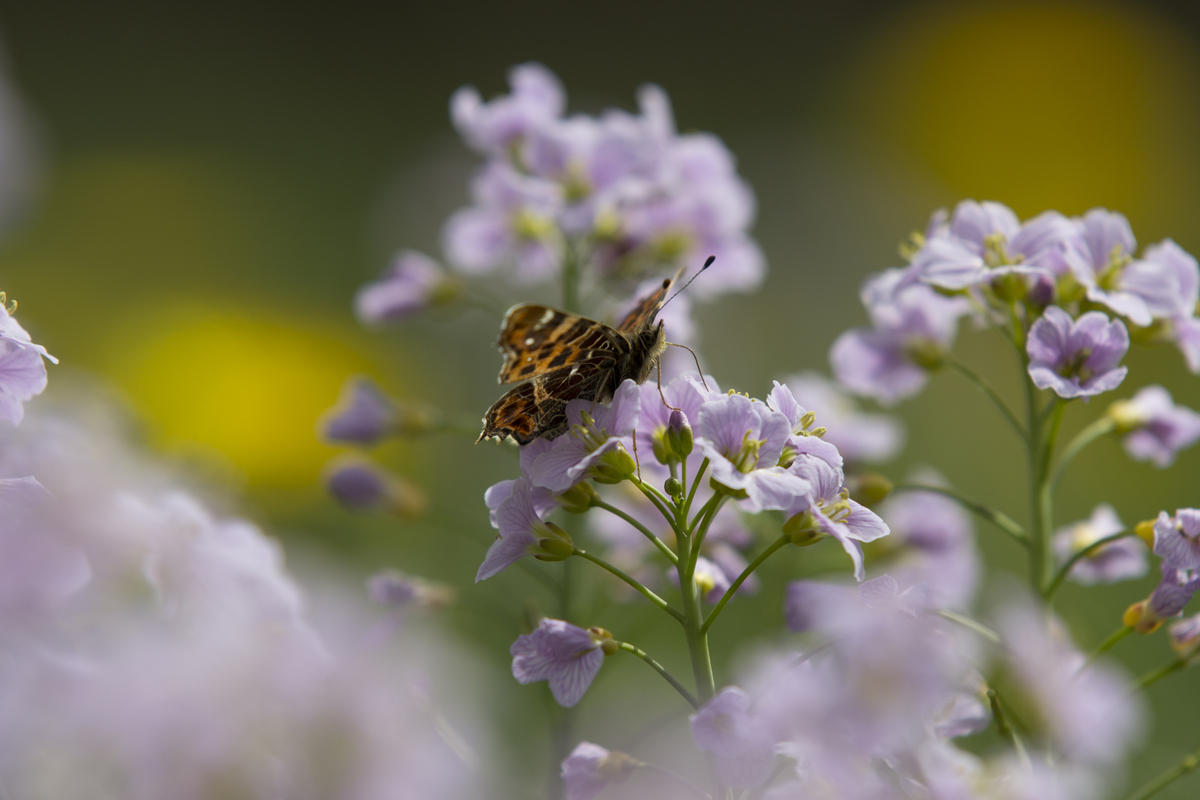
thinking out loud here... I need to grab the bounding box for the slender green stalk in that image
[572,548,684,623]
[1045,531,1133,598]
[1132,660,1186,693]
[642,764,713,799]
[617,642,699,708]
[1050,416,1116,492]
[947,359,1028,441]
[937,609,1001,644]
[988,687,1031,768]
[630,476,677,525]
[677,507,717,703]
[891,484,1027,546]
[594,499,679,565]
[702,535,788,633]
[684,457,709,521]
[1088,625,1133,663]
[1125,747,1200,800]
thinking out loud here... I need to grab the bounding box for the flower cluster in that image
[0,293,56,425]
[447,63,764,296]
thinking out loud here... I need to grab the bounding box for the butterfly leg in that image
[655,359,684,414]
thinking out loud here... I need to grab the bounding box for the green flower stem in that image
[572,548,684,623]
[617,642,699,709]
[1132,659,1186,693]
[947,359,1028,441]
[688,495,727,576]
[594,499,679,565]
[1088,625,1132,661]
[1045,531,1133,599]
[937,609,1001,644]
[890,484,1028,546]
[630,477,677,528]
[988,687,1031,768]
[1050,416,1117,493]
[1125,746,1200,800]
[641,764,713,799]
[684,457,710,521]
[677,513,717,704]
[702,535,789,634]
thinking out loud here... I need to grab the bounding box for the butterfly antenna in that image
[664,342,709,391]
[660,255,716,312]
[656,359,683,413]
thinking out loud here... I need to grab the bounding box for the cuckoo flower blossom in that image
[1053,504,1145,586]
[528,380,640,492]
[510,618,614,707]
[1108,385,1200,468]
[1026,307,1129,399]
[476,477,573,582]
[321,377,397,446]
[1153,508,1200,570]
[781,447,889,581]
[696,393,811,510]
[690,686,778,789]
[1124,563,1200,634]
[354,250,456,324]
[830,272,970,406]
[0,300,57,426]
[780,371,904,463]
[561,742,640,800]
[451,62,565,154]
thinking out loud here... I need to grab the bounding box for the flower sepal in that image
[535,522,575,561]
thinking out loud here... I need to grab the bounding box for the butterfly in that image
[478,260,710,445]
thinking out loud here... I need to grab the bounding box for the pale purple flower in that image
[1153,508,1200,570]
[695,393,811,511]
[690,686,778,789]
[782,451,889,581]
[996,600,1143,764]
[669,555,732,603]
[450,62,565,154]
[634,372,716,463]
[527,379,640,492]
[1147,564,1200,620]
[1174,314,1200,373]
[483,474,556,529]
[442,162,563,281]
[510,618,608,707]
[367,569,417,606]
[354,250,453,324]
[1053,504,1145,586]
[784,580,856,633]
[1169,613,1200,661]
[476,476,572,582]
[561,742,639,800]
[323,457,425,517]
[1065,208,1150,323]
[831,276,969,406]
[910,200,1067,291]
[1110,385,1200,467]
[0,304,57,426]
[1140,239,1200,319]
[321,377,396,446]
[778,372,904,463]
[931,680,991,739]
[876,475,980,609]
[1026,307,1129,398]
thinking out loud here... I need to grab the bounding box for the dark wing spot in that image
[547,351,572,369]
[520,363,537,376]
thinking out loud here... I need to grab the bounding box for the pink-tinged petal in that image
[475,529,539,582]
[442,207,512,274]
[843,500,889,543]
[547,648,604,707]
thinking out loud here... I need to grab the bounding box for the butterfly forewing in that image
[495,303,621,385]
[616,265,686,332]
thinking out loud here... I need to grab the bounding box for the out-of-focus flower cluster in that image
[0,410,489,800]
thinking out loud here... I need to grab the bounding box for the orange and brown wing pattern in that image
[495,303,620,384]
[479,356,613,444]
[615,265,687,333]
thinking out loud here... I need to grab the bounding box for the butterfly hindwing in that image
[480,356,614,444]
[495,303,620,385]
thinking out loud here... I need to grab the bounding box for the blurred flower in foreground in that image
[1053,503,1146,586]
[0,295,57,425]
[0,407,490,799]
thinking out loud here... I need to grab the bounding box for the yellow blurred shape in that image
[845,3,1200,227]
[108,302,376,490]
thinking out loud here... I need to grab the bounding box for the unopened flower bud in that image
[664,476,684,498]
[652,434,671,465]
[1107,399,1148,434]
[324,458,427,518]
[590,447,637,484]
[556,482,599,514]
[667,409,693,457]
[845,473,894,507]
[1124,600,1162,634]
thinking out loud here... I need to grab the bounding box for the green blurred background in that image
[1,0,1199,796]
